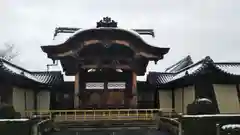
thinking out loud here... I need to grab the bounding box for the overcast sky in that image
[1,0,240,80]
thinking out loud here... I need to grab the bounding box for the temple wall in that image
[174,85,195,114]
[213,84,240,113]
[12,87,25,116]
[174,88,183,113]
[25,90,34,110]
[12,87,34,116]
[158,90,172,112]
[183,85,195,113]
[37,91,50,110]
[12,87,50,116]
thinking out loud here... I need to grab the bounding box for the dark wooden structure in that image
[136,81,156,109]
[41,17,169,109]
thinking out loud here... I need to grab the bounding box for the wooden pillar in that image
[33,90,38,113]
[74,72,80,109]
[124,73,130,108]
[131,72,138,108]
[49,89,56,110]
[103,80,108,109]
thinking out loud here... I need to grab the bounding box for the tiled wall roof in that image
[165,55,193,73]
[148,56,240,87]
[0,58,63,86]
[215,63,240,76]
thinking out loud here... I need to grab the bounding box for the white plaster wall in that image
[174,88,183,113]
[213,84,240,113]
[159,90,172,112]
[25,90,34,110]
[12,87,35,116]
[183,86,195,114]
[12,87,25,116]
[37,91,50,110]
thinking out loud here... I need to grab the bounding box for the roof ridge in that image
[148,56,214,75]
[0,58,32,73]
[174,56,213,74]
[0,58,64,85]
[148,71,176,74]
[0,58,62,75]
[213,62,240,76]
[165,55,193,72]
[214,62,240,65]
[31,71,62,74]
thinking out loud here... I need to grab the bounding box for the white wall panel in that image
[159,90,172,112]
[183,86,195,114]
[37,91,50,110]
[213,84,240,113]
[174,88,183,113]
[25,90,34,110]
[12,87,25,116]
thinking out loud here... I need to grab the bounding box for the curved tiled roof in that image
[31,72,63,85]
[64,28,154,46]
[42,18,169,61]
[43,27,169,57]
[165,55,193,73]
[147,72,175,85]
[51,26,155,46]
[0,58,63,86]
[214,63,240,75]
[148,56,240,87]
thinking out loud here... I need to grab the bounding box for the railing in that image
[32,118,51,135]
[25,108,174,122]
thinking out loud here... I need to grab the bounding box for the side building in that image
[148,56,240,114]
[0,58,63,116]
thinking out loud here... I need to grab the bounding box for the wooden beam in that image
[136,52,159,59]
[81,64,131,69]
[76,57,133,62]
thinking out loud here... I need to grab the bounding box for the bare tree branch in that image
[0,43,19,61]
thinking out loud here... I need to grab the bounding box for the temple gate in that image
[41,17,169,109]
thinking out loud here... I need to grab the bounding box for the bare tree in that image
[0,43,19,61]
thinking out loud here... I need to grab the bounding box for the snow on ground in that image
[222,124,240,130]
[0,119,29,121]
[183,114,240,118]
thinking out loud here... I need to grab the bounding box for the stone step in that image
[50,128,166,135]
[58,123,156,128]
[56,120,157,130]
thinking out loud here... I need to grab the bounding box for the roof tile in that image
[148,56,240,87]
[215,63,240,75]
[0,59,63,86]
